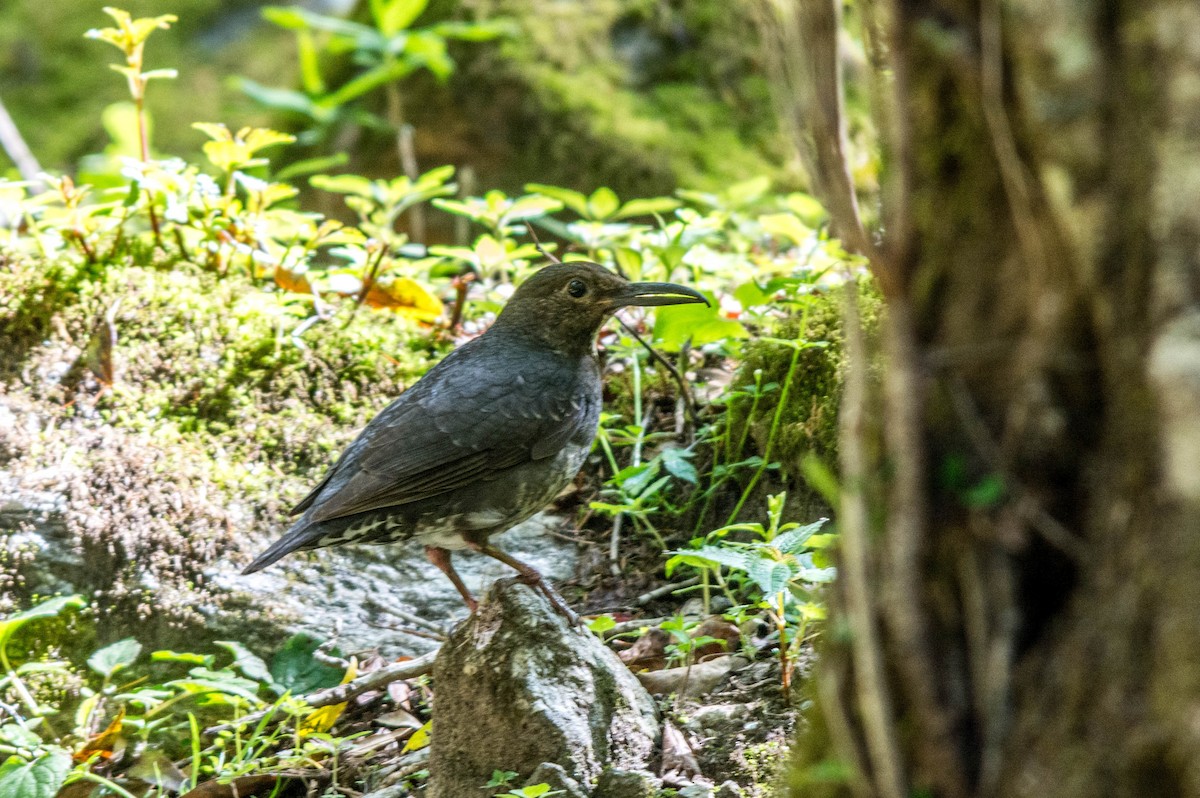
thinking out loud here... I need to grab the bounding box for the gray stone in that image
[525,763,587,798]
[714,781,744,798]
[2,459,579,658]
[214,511,580,657]
[428,580,660,798]
[593,768,660,798]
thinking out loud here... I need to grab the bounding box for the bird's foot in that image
[516,573,582,626]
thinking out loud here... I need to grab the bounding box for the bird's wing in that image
[299,345,595,526]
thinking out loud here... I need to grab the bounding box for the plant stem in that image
[724,305,811,525]
[65,772,139,798]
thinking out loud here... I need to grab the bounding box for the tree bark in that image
[780,0,1200,795]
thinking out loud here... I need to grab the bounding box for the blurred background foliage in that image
[0,0,797,210]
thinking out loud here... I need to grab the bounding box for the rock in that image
[714,781,744,798]
[216,512,580,657]
[525,763,587,798]
[2,452,579,658]
[428,580,660,798]
[593,768,660,798]
[636,655,748,698]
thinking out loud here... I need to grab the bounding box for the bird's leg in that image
[425,546,477,612]
[468,541,581,625]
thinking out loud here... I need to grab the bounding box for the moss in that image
[0,258,444,642]
[726,280,883,504]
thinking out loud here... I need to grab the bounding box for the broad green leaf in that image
[403,720,431,752]
[0,724,40,748]
[588,615,616,634]
[270,634,344,694]
[614,196,681,220]
[652,298,748,352]
[87,638,142,678]
[0,749,71,798]
[665,546,754,576]
[785,192,827,226]
[0,596,85,651]
[800,453,840,507]
[215,641,275,687]
[587,186,620,220]
[759,213,811,245]
[661,448,698,484]
[771,520,828,555]
[747,557,793,597]
[236,78,324,120]
[371,0,429,36]
[525,183,589,217]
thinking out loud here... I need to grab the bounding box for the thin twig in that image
[633,577,701,606]
[205,650,436,735]
[525,221,561,263]
[614,316,699,426]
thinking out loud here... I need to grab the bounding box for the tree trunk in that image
[775,0,1200,795]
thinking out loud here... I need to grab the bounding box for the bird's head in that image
[490,261,709,355]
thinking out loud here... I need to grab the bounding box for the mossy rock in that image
[0,255,445,644]
[725,280,883,512]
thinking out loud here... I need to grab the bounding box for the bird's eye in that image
[567,279,588,298]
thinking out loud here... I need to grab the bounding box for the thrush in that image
[243,261,707,620]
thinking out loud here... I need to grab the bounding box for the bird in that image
[242,261,708,620]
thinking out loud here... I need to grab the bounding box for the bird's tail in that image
[241,522,315,574]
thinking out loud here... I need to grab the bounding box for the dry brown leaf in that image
[691,616,742,661]
[618,627,671,672]
[73,707,125,761]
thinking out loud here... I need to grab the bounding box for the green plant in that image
[667,493,835,690]
[0,597,365,798]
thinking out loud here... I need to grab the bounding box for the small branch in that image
[614,316,699,427]
[633,577,702,606]
[0,94,43,190]
[525,221,561,263]
[205,649,436,735]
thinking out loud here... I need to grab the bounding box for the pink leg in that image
[425,546,477,612]
[467,541,580,625]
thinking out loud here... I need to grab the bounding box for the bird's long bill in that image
[616,281,709,308]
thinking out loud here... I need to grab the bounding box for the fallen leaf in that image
[73,707,125,761]
[362,276,444,322]
[273,264,312,294]
[660,721,705,787]
[618,627,671,672]
[402,720,431,753]
[179,773,295,798]
[690,616,741,661]
[298,656,357,736]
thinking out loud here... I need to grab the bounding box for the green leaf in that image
[587,186,620,220]
[661,448,698,484]
[614,196,681,220]
[747,557,793,597]
[785,192,827,226]
[318,60,415,109]
[758,213,811,245]
[311,174,375,198]
[87,638,142,678]
[371,0,429,36]
[525,183,589,217]
[588,615,616,634]
[652,298,748,352]
[0,724,40,749]
[0,749,71,798]
[270,634,344,694]
[800,453,840,507]
[215,641,275,687]
[151,650,214,667]
[666,546,755,576]
[0,596,85,651]
[771,520,827,555]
